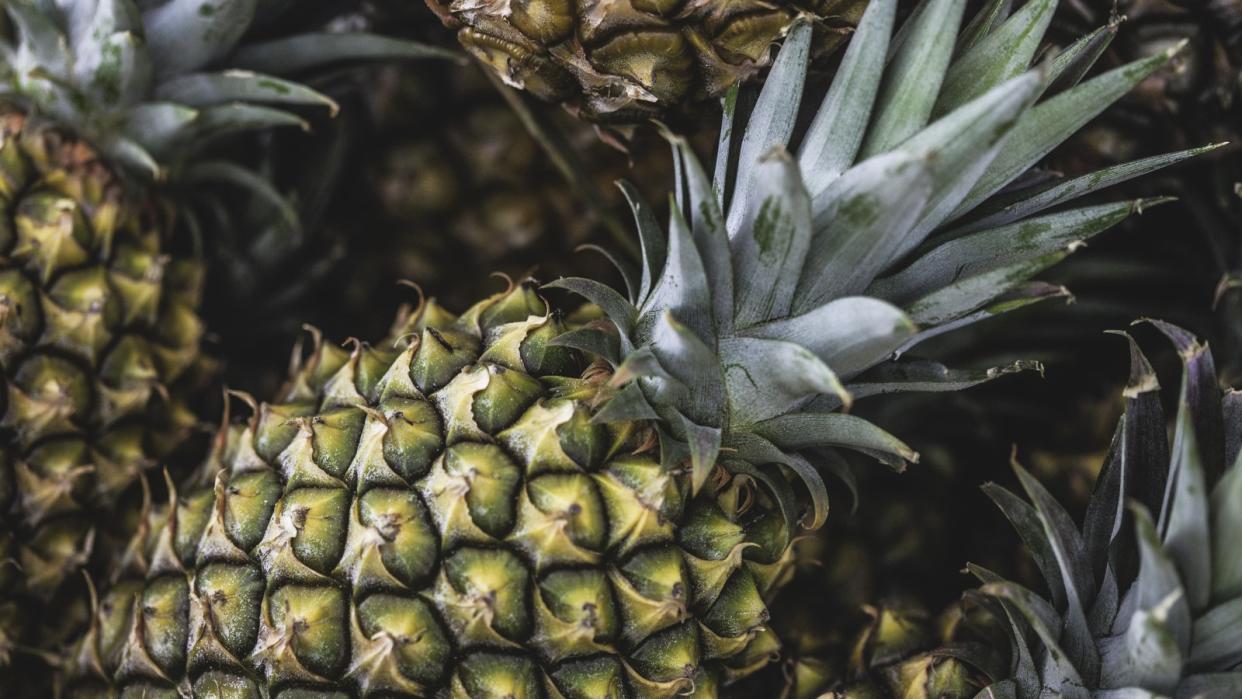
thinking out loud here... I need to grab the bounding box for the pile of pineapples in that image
[0,0,1238,697]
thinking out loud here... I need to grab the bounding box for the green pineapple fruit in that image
[0,0,449,673]
[57,0,1202,694]
[974,322,1242,698]
[425,0,868,120]
[364,61,650,308]
[741,587,1003,699]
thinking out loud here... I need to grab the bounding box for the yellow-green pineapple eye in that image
[550,654,628,698]
[441,546,532,644]
[352,489,438,586]
[355,594,452,688]
[0,270,40,353]
[5,355,91,444]
[453,652,543,699]
[13,190,92,282]
[191,563,265,665]
[629,621,701,685]
[379,396,443,481]
[471,364,543,434]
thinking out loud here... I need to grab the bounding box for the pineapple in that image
[204,58,670,398]
[748,323,1242,699]
[425,0,868,120]
[0,0,448,674]
[974,322,1242,698]
[768,598,1008,699]
[58,0,1200,694]
[364,61,653,309]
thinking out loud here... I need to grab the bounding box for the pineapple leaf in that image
[155,71,337,112]
[796,150,933,309]
[906,249,1069,325]
[714,85,741,211]
[1043,19,1118,96]
[678,413,721,496]
[956,0,1013,55]
[1225,391,1241,471]
[7,1,71,76]
[1146,319,1227,483]
[896,282,1069,356]
[1160,403,1212,616]
[899,68,1044,249]
[956,43,1183,216]
[1176,674,1242,696]
[1082,421,1127,585]
[181,104,306,155]
[951,145,1218,235]
[142,0,257,78]
[846,359,1039,401]
[643,198,712,344]
[230,33,460,76]
[983,482,1069,608]
[647,312,723,429]
[182,160,301,236]
[617,181,664,307]
[1097,590,1186,691]
[934,0,1053,116]
[575,244,638,303]
[740,296,915,379]
[1012,461,1101,683]
[542,278,635,355]
[121,102,199,155]
[797,0,897,196]
[724,21,811,237]
[1210,448,1242,603]
[720,337,848,425]
[973,680,1018,699]
[98,133,161,180]
[979,580,1086,697]
[592,381,658,423]
[73,28,152,109]
[753,413,917,470]
[548,328,620,368]
[1129,504,1192,652]
[808,447,857,515]
[1114,331,1171,517]
[859,0,965,158]
[666,133,732,334]
[728,434,829,529]
[729,149,811,328]
[873,200,1155,305]
[1189,597,1242,670]
[968,580,1043,697]
[783,451,831,530]
[723,458,800,538]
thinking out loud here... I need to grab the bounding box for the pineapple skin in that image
[63,283,796,698]
[0,110,204,660]
[431,0,868,120]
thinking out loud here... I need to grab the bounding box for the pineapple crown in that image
[0,0,453,181]
[551,0,1211,529]
[976,321,1242,698]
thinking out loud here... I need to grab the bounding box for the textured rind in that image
[62,283,798,698]
[442,0,867,119]
[0,110,204,656]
